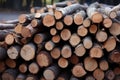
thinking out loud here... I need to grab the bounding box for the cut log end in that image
[64,15,73,26]
[45,41,55,51]
[18,14,27,23]
[19,64,27,73]
[58,57,69,68]
[77,25,88,37]
[50,47,61,59]
[52,35,61,43]
[89,24,97,34]
[56,21,64,30]
[5,34,14,45]
[55,10,63,20]
[91,12,103,23]
[103,17,112,28]
[60,29,71,41]
[93,68,104,80]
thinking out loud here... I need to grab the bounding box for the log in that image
[69,33,81,47]
[18,14,35,24]
[60,29,71,41]
[77,25,88,37]
[115,76,120,80]
[7,45,21,59]
[16,74,26,80]
[5,58,16,68]
[57,71,70,80]
[85,75,95,80]
[14,24,23,34]
[36,51,52,67]
[50,28,57,36]
[61,45,72,58]
[99,60,109,71]
[20,43,36,61]
[83,36,93,49]
[45,40,55,51]
[56,21,64,30]
[114,67,120,75]
[89,24,97,34]
[58,57,69,68]
[64,15,73,26]
[43,65,60,80]
[0,47,7,60]
[90,43,103,58]
[83,18,91,28]
[109,22,120,36]
[3,19,18,24]
[74,43,86,57]
[0,23,15,30]
[26,75,38,80]
[96,30,108,42]
[0,30,10,41]
[50,47,61,59]
[74,10,86,25]
[54,3,83,20]
[28,62,39,74]
[52,35,61,43]
[5,33,14,45]
[69,54,79,65]
[31,19,42,27]
[34,33,47,44]
[30,7,41,13]
[70,75,79,80]
[19,63,27,73]
[105,70,115,80]
[2,69,18,80]
[103,15,112,28]
[103,36,116,52]
[72,63,86,77]
[109,50,120,63]
[93,68,104,80]
[84,57,98,72]
[0,61,6,73]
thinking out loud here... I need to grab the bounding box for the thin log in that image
[85,75,95,80]
[74,43,86,57]
[60,28,71,41]
[83,36,93,49]
[5,33,14,45]
[74,10,86,25]
[70,75,79,80]
[84,57,98,72]
[56,21,64,30]
[50,28,57,36]
[16,74,26,80]
[26,75,38,80]
[83,17,91,28]
[89,24,97,34]
[77,25,88,37]
[57,71,70,80]
[36,51,52,67]
[105,70,115,80]
[61,45,72,58]
[31,19,42,27]
[103,15,112,28]
[90,43,103,58]
[20,43,36,61]
[3,19,18,24]
[7,45,21,59]
[69,54,79,65]
[28,62,39,74]
[58,57,69,68]
[19,63,27,73]
[43,65,60,80]
[0,61,6,73]
[0,47,7,60]
[69,33,81,47]
[93,68,104,80]
[52,35,61,43]
[45,40,55,51]
[99,60,109,71]
[72,63,86,77]
[0,23,15,30]
[5,58,16,68]
[50,47,61,59]
[30,7,41,13]
[114,67,120,75]
[64,15,73,26]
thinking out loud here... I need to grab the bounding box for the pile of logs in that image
[0,0,120,80]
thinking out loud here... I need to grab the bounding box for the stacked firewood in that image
[0,0,120,80]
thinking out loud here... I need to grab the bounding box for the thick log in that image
[58,57,69,68]
[72,63,86,77]
[60,29,71,41]
[43,65,60,80]
[89,24,97,34]
[74,10,86,25]
[84,57,98,72]
[90,43,103,58]
[109,22,120,36]
[28,62,39,74]
[105,70,115,80]
[109,50,120,63]
[99,60,109,71]
[83,18,91,28]
[0,23,15,30]
[45,40,55,51]
[50,28,57,36]
[5,58,16,68]
[56,21,64,30]
[74,43,86,57]
[0,47,7,60]
[50,47,61,59]
[64,15,73,26]
[69,54,79,65]
[0,61,6,73]
[54,3,84,20]
[52,35,61,43]
[2,69,18,80]
[36,51,52,67]
[5,33,14,45]
[61,45,72,58]
[96,30,108,42]
[103,36,116,52]
[77,25,88,37]
[20,43,36,61]
[16,74,26,80]
[19,63,27,73]
[83,36,93,49]
[93,68,104,80]
[69,33,81,47]
[7,45,21,59]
